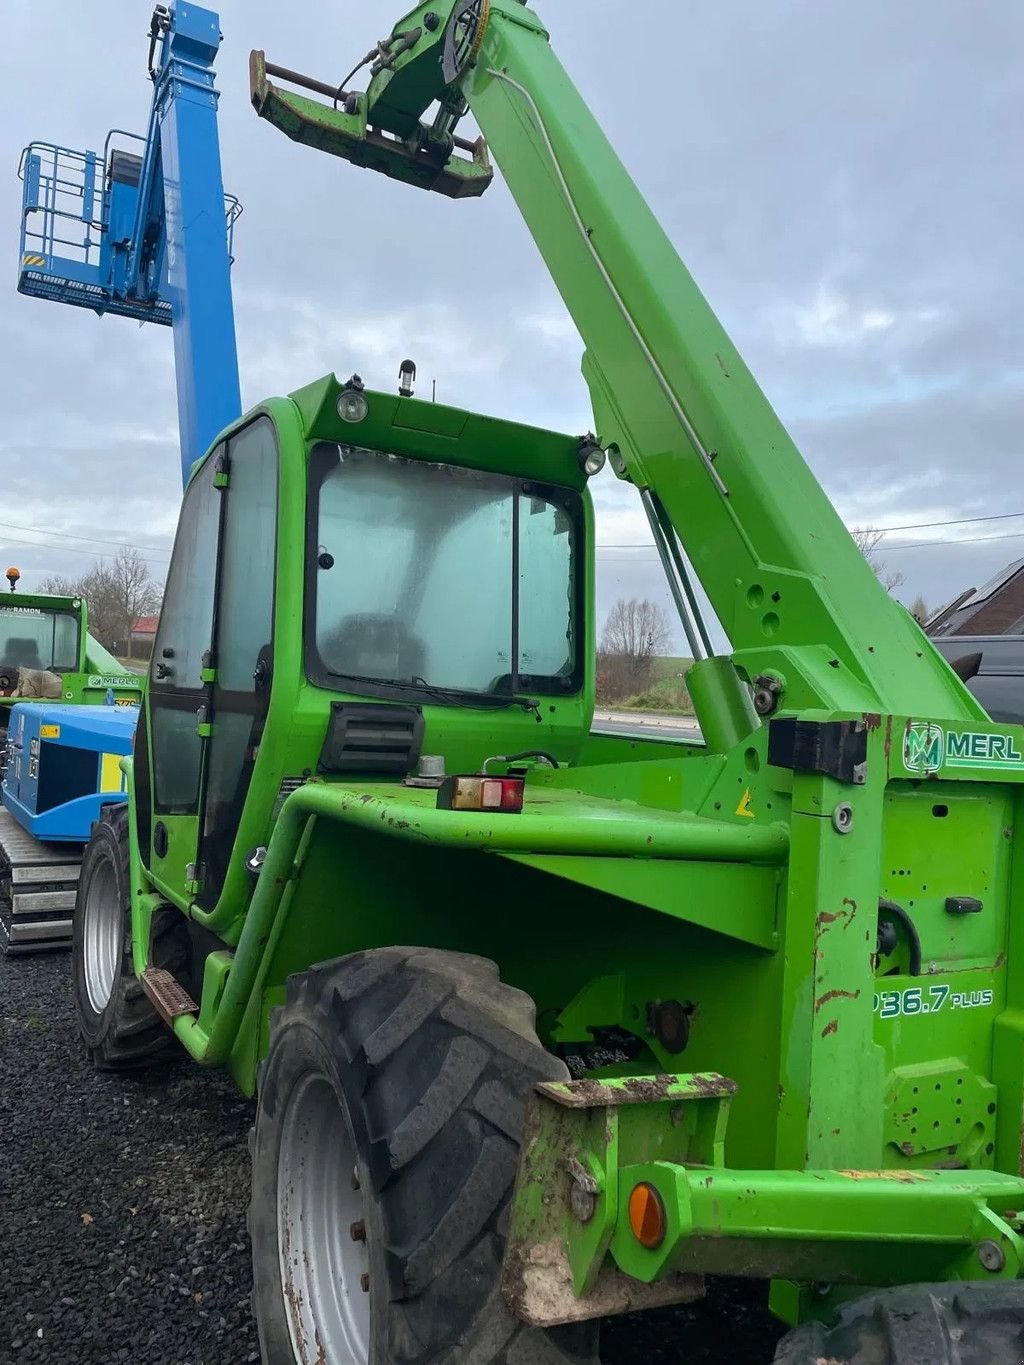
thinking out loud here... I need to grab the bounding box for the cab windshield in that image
[308,445,581,699]
[0,605,80,674]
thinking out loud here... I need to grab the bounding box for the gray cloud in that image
[1,0,1020,642]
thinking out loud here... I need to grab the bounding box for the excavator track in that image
[0,807,81,954]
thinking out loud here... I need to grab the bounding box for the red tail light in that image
[436,775,525,813]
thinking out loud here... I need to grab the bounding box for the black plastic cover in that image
[767,718,867,785]
[945,896,983,916]
[317,702,424,776]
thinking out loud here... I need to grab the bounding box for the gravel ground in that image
[1,953,257,1365]
[0,952,782,1365]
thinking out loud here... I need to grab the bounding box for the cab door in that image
[195,417,278,909]
[144,447,223,896]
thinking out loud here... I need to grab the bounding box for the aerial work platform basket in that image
[17,136,240,326]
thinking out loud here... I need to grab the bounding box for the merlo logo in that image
[904,722,943,774]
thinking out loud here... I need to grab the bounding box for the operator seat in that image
[0,638,42,670]
[324,614,425,682]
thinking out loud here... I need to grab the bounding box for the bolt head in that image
[350,1219,366,1243]
[978,1238,1006,1272]
[570,1182,596,1224]
[753,688,775,716]
[831,802,854,834]
[360,1272,371,1293]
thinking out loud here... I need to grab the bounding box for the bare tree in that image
[598,597,672,700]
[41,547,163,654]
[38,574,79,597]
[908,594,930,625]
[851,527,905,594]
[110,546,162,638]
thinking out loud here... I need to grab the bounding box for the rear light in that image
[628,1182,667,1249]
[436,774,525,813]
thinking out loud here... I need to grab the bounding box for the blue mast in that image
[17,3,241,485]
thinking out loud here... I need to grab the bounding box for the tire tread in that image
[253,948,598,1365]
[775,1280,1024,1364]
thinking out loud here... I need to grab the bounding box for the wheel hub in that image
[278,1072,371,1364]
[83,857,120,1014]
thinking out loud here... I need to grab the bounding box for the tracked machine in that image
[27,0,1024,1359]
[0,575,140,952]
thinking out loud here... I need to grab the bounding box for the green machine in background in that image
[0,573,141,729]
[66,2,1024,1361]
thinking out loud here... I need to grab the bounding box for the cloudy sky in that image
[2,0,1021,648]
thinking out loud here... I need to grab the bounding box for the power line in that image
[597,509,1024,552]
[598,528,1024,556]
[866,510,1024,535]
[884,530,1024,552]
[0,519,171,555]
[0,531,170,569]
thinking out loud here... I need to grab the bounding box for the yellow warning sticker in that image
[735,789,755,818]
[40,724,60,740]
[100,752,125,793]
[22,254,45,267]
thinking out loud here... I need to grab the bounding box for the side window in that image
[198,418,278,906]
[149,451,222,812]
[518,493,575,681]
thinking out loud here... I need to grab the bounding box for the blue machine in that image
[0,702,138,953]
[3,703,137,842]
[18,2,241,481]
[5,5,242,948]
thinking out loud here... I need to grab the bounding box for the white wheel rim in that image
[278,1072,371,1364]
[83,857,120,1014]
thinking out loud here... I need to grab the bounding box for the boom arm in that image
[251,0,980,723]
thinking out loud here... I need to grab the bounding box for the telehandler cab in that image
[71,2,1024,1361]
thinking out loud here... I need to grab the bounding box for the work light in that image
[337,389,369,423]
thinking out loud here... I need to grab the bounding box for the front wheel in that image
[775,1280,1024,1364]
[72,805,185,1069]
[250,947,600,1365]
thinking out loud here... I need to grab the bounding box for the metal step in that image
[0,807,82,954]
[141,968,198,1025]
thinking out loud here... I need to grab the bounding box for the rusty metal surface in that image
[141,967,198,1026]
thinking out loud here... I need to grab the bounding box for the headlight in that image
[337,389,369,424]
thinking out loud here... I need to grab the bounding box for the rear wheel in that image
[774,1280,1024,1364]
[250,946,600,1365]
[72,804,185,1069]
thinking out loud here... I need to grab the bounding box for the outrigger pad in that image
[249,51,493,200]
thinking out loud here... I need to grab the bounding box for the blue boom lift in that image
[4,1,241,951]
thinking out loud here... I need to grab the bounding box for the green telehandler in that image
[0,572,141,739]
[70,2,1024,1360]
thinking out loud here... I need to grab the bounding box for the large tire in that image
[72,804,185,1069]
[775,1280,1024,1364]
[250,946,601,1365]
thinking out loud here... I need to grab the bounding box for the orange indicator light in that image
[628,1182,667,1249]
